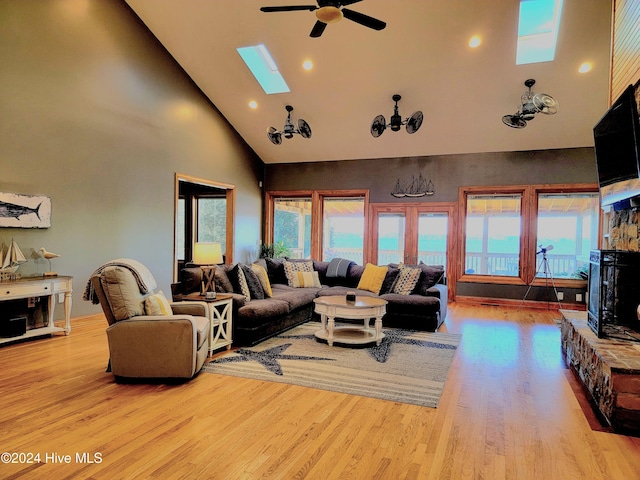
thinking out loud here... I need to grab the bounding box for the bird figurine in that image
[39,247,61,276]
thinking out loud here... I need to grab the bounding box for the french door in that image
[369,203,457,298]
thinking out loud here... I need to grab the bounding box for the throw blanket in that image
[82,258,158,304]
[326,258,354,278]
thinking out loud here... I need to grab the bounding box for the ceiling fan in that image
[502,79,559,129]
[267,105,312,145]
[370,94,423,137]
[260,1,386,38]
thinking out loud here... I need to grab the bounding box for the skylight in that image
[516,0,563,65]
[237,44,290,95]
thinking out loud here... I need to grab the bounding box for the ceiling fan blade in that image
[260,5,318,12]
[341,8,386,30]
[339,0,364,5]
[310,20,327,37]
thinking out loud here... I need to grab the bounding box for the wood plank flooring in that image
[1,304,639,479]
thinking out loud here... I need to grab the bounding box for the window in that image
[516,0,564,65]
[266,190,369,262]
[418,213,448,267]
[237,44,290,94]
[273,197,312,259]
[322,197,365,264]
[535,192,599,279]
[465,194,522,276]
[197,197,227,244]
[377,213,406,264]
[459,184,600,287]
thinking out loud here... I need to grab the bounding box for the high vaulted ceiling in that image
[124,0,613,164]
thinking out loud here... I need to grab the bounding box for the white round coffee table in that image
[313,295,387,347]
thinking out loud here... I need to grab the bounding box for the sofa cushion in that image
[265,257,288,285]
[392,265,422,295]
[283,260,314,287]
[214,266,234,293]
[380,292,441,316]
[240,264,265,300]
[237,298,290,324]
[251,263,273,297]
[101,266,148,321]
[380,266,400,294]
[180,267,202,295]
[144,291,173,316]
[357,263,388,294]
[414,264,445,295]
[272,287,320,310]
[228,264,251,301]
[316,286,378,298]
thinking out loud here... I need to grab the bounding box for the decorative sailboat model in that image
[1,239,27,280]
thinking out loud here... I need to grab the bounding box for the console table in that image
[0,276,73,345]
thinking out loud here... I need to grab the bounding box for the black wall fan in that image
[267,105,312,145]
[502,79,559,129]
[260,1,386,38]
[371,94,423,137]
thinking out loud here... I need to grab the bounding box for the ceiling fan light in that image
[316,6,343,23]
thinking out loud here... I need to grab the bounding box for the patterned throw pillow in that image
[291,270,321,288]
[391,265,422,295]
[357,263,388,294]
[283,260,314,287]
[144,291,174,316]
[228,264,251,301]
[251,263,273,297]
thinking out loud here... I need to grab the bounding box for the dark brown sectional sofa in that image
[172,259,447,347]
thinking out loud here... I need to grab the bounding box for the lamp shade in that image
[193,242,223,265]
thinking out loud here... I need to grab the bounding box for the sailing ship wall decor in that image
[0,192,51,228]
[0,239,26,280]
[391,174,434,198]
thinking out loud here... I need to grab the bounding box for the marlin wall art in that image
[0,193,51,228]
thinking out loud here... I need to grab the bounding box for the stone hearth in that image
[561,310,640,434]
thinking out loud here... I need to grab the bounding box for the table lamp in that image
[193,242,223,295]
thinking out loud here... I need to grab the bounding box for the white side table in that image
[184,293,233,355]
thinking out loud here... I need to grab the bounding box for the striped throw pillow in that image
[144,291,174,316]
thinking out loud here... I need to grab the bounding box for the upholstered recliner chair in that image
[88,261,210,381]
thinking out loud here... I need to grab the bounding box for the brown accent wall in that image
[265,148,598,202]
[0,1,264,317]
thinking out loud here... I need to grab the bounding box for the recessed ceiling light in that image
[468,35,481,48]
[303,60,313,71]
[578,62,592,73]
[249,100,258,109]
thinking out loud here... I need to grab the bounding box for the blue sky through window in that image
[237,44,290,94]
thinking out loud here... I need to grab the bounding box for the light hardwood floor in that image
[1,304,639,479]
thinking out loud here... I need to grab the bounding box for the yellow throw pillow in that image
[251,263,273,297]
[357,263,388,294]
[144,291,173,316]
[283,260,314,287]
[293,271,321,288]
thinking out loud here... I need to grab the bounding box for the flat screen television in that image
[594,82,640,205]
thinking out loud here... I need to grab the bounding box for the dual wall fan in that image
[502,79,559,128]
[371,94,423,137]
[260,0,386,37]
[266,105,312,145]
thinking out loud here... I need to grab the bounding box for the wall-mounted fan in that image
[260,1,386,38]
[267,105,312,145]
[371,94,423,137]
[502,79,559,129]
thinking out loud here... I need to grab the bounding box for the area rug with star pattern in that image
[203,322,461,408]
